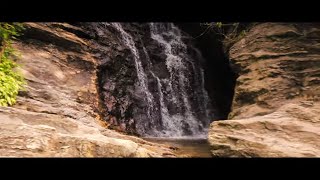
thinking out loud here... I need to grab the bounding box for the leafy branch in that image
[195,22,249,50]
[0,22,26,106]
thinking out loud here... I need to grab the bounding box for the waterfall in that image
[109,23,155,122]
[107,23,214,137]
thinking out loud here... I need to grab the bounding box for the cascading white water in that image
[148,23,203,136]
[108,22,214,137]
[190,47,212,126]
[142,46,189,136]
[109,23,155,123]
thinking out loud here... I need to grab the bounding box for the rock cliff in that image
[209,23,320,157]
[2,22,319,157]
[0,23,176,157]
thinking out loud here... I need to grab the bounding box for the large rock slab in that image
[209,102,320,157]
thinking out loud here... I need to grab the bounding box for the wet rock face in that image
[209,23,320,157]
[78,23,139,134]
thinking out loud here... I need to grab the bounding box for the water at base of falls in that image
[143,137,212,157]
[106,22,215,138]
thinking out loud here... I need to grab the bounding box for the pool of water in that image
[143,137,212,157]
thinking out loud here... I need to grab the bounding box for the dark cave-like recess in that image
[177,23,237,119]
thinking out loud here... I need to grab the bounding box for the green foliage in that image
[197,22,251,51]
[0,23,24,44]
[0,23,25,107]
[215,22,223,28]
[200,22,247,40]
